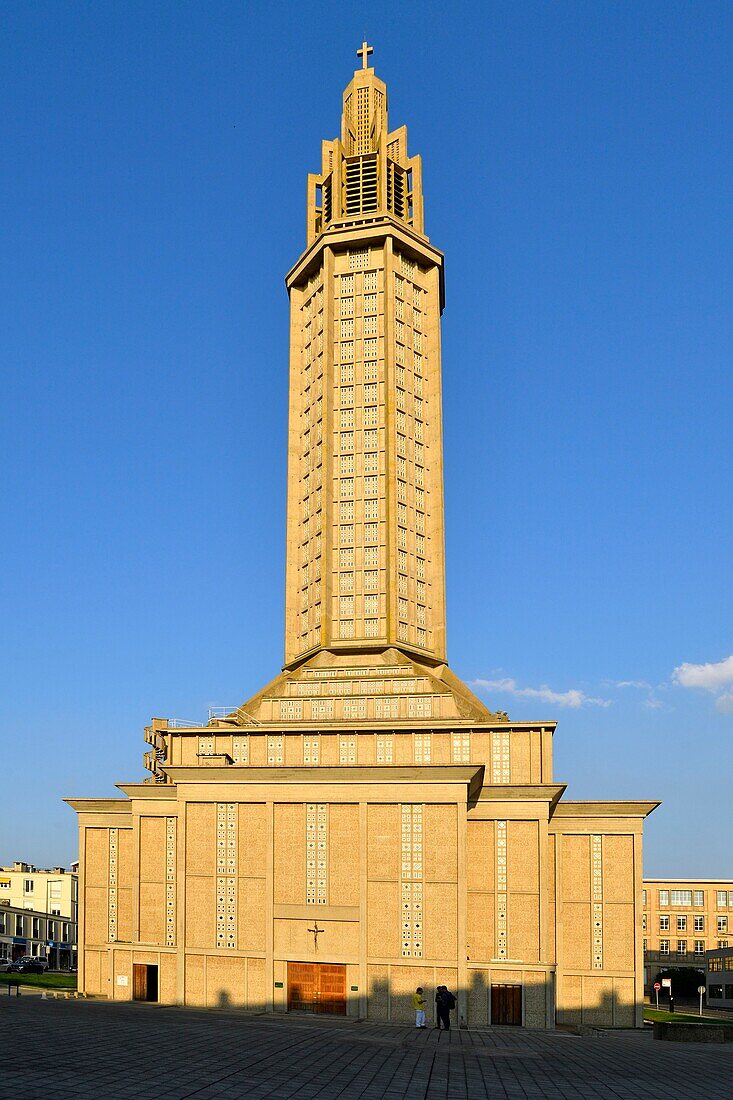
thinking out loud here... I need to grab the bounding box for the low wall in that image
[653,1021,733,1043]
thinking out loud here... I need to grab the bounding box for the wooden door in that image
[133,964,148,1002]
[288,962,317,1012]
[132,963,159,1003]
[491,984,522,1026]
[315,963,346,1015]
[288,962,346,1015]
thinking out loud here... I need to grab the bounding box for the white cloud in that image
[672,655,733,714]
[616,679,653,690]
[715,689,733,715]
[472,677,611,710]
[672,655,733,692]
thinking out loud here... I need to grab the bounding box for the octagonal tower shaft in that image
[284,60,447,669]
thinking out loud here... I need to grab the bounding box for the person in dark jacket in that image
[435,985,454,1030]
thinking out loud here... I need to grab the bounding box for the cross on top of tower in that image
[356,41,373,69]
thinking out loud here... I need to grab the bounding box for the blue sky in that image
[1,2,731,875]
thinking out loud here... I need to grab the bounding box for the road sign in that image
[661,978,672,988]
[698,985,706,993]
[654,982,661,991]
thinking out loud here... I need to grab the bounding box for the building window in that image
[414,733,431,764]
[694,940,705,955]
[677,916,687,932]
[364,569,378,589]
[24,880,34,894]
[659,915,669,931]
[339,620,354,639]
[363,270,378,292]
[659,939,670,955]
[452,733,470,763]
[677,940,687,955]
[659,890,669,907]
[343,698,367,719]
[694,916,704,932]
[671,889,692,906]
[303,736,320,765]
[348,248,370,270]
[718,917,729,933]
[717,891,728,907]
[408,697,432,719]
[364,619,379,638]
[376,733,394,763]
[232,735,249,764]
[363,315,377,336]
[340,297,354,317]
[719,940,729,949]
[364,594,378,616]
[267,735,284,764]
[694,890,704,906]
[642,914,647,931]
[339,734,356,764]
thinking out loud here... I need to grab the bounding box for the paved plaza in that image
[1,996,731,1099]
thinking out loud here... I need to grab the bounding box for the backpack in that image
[445,991,456,1009]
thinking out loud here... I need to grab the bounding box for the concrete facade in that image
[66,47,658,1028]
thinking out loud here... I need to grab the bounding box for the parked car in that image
[8,956,48,973]
[0,959,13,972]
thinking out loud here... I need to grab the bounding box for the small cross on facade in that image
[357,41,373,69]
[307,921,324,952]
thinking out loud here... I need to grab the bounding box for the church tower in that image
[284,46,445,667]
[67,44,656,1029]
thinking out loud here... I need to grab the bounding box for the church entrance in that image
[287,962,347,1015]
[491,983,522,1025]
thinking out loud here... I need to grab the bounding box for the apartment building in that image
[642,879,733,989]
[0,903,77,969]
[0,862,78,923]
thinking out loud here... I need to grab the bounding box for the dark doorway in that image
[133,963,159,1003]
[491,983,522,1025]
[287,962,346,1014]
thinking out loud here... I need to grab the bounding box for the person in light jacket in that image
[412,986,426,1028]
